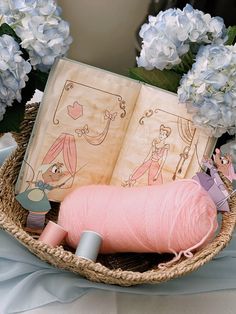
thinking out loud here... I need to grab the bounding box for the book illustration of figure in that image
[193,156,230,212]
[75,110,117,145]
[16,162,67,234]
[16,133,80,233]
[123,124,171,186]
[41,133,77,187]
[172,118,196,180]
[67,101,83,120]
[213,148,236,182]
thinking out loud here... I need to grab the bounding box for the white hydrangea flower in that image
[137,4,227,71]
[0,0,58,17]
[178,44,236,137]
[0,105,6,122]
[0,0,72,71]
[0,0,11,15]
[14,15,72,71]
[182,4,226,44]
[0,34,31,121]
[137,33,183,70]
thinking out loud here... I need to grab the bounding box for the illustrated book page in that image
[15,58,141,202]
[15,58,216,203]
[110,85,215,187]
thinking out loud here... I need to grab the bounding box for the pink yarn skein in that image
[58,179,218,260]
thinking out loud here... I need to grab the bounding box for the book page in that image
[16,58,141,202]
[111,85,215,186]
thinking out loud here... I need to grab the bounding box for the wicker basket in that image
[1,104,236,287]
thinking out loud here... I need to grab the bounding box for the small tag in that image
[193,155,230,212]
[213,148,236,182]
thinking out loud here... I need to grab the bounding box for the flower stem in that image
[173,49,195,74]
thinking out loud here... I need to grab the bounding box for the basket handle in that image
[11,103,40,146]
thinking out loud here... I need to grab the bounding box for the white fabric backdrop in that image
[23,290,236,314]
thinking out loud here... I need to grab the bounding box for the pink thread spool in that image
[39,221,67,247]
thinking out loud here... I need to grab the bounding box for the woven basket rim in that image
[0,104,236,286]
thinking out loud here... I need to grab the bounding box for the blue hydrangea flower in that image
[137,4,227,71]
[178,44,236,137]
[0,34,31,121]
[0,0,58,17]
[14,15,72,71]
[0,0,72,72]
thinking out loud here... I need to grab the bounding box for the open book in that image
[15,58,216,202]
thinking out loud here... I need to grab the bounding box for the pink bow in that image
[104,110,117,121]
[76,124,89,137]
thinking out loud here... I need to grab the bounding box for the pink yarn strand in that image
[158,210,217,269]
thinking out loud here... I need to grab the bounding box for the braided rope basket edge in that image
[0,104,236,286]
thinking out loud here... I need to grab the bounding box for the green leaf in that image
[0,23,21,44]
[0,25,50,132]
[0,99,25,133]
[0,71,36,133]
[31,69,49,91]
[0,23,30,61]
[21,71,37,104]
[129,67,182,93]
[172,50,194,75]
[226,25,236,45]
